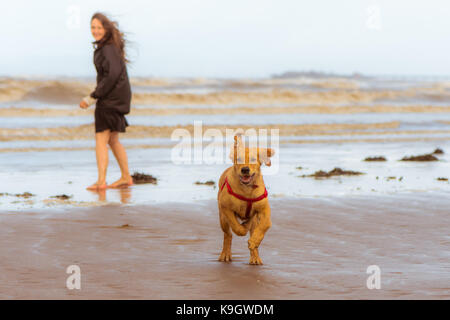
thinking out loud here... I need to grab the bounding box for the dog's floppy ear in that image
[259,148,275,166]
[229,134,243,162]
[234,134,243,147]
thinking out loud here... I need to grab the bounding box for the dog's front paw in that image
[249,249,263,265]
[249,256,263,265]
[219,251,232,262]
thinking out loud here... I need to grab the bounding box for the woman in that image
[80,12,133,190]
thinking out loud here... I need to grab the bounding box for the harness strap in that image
[220,177,268,219]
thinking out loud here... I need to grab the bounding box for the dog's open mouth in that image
[239,173,255,185]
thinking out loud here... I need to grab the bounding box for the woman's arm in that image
[90,44,123,99]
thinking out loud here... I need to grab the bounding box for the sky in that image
[1,0,450,78]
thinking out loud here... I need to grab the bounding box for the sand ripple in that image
[0,122,402,142]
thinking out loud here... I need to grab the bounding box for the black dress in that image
[90,42,131,133]
[94,107,129,133]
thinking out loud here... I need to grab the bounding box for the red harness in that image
[220,177,268,219]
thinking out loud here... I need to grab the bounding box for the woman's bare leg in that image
[87,129,111,190]
[107,131,133,188]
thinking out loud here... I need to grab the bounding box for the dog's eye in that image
[237,157,243,163]
[250,157,257,163]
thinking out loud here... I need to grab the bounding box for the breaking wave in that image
[2,77,450,106]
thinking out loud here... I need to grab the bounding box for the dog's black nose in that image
[241,167,250,175]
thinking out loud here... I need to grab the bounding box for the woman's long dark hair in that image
[91,12,129,63]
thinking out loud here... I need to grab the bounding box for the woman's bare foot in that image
[86,181,107,190]
[107,176,134,188]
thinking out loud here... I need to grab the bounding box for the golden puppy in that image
[218,135,274,265]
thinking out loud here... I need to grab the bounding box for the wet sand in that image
[0,193,448,299]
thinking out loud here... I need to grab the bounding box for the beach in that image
[0,193,449,299]
[0,74,449,299]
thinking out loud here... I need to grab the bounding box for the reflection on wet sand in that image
[87,188,106,202]
[118,188,132,204]
[86,187,133,204]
